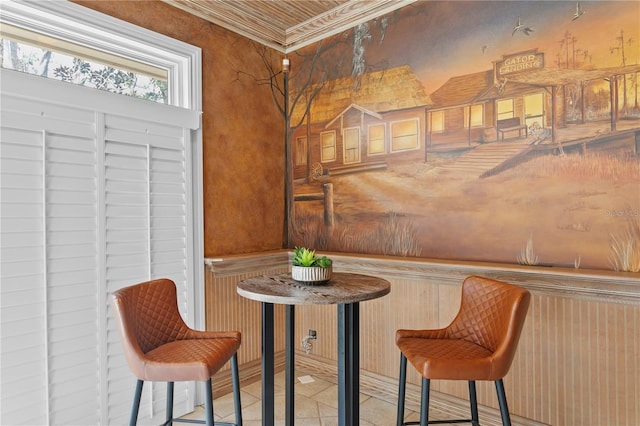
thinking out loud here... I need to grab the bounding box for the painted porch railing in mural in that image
[205,251,639,426]
[294,183,334,227]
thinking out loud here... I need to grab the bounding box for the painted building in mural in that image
[292,47,639,181]
[429,48,640,149]
[429,49,548,147]
[290,65,432,181]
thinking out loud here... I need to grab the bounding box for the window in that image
[430,110,444,133]
[320,131,336,162]
[295,136,307,165]
[368,124,385,155]
[497,98,515,121]
[464,104,484,128]
[0,0,200,109]
[1,23,169,103]
[391,119,419,152]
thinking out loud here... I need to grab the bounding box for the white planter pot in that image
[291,265,332,285]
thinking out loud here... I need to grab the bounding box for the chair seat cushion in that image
[141,336,241,382]
[397,337,496,380]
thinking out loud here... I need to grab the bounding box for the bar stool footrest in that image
[172,419,239,426]
[402,419,475,425]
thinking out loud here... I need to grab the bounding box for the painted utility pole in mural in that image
[233,41,336,246]
[278,1,640,272]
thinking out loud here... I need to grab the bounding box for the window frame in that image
[0,0,201,110]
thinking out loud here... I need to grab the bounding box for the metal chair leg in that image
[420,378,430,426]
[495,379,512,426]
[231,353,243,426]
[130,380,144,426]
[204,378,214,426]
[397,353,407,426]
[167,381,174,426]
[468,381,479,426]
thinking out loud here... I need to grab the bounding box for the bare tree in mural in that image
[234,41,345,246]
[234,12,398,246]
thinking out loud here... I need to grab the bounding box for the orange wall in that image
[73,1,285,256]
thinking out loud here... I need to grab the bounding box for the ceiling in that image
[162,0,415,53]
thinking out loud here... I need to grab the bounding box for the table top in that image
[237,272,390,305]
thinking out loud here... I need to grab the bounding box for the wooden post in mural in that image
[551,85,558,143]
[323,183,334,228]
[293,184,334,227]
[610,75,618,132]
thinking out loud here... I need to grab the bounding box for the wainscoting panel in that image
[205,251,639,425]
[204,253,289,379]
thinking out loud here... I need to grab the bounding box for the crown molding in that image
[163,0,416,53]
[284,0,416,53]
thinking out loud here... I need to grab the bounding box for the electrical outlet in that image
[308,329,317,339]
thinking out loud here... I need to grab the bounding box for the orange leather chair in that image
[396,276,530,426]
[111,278,242,426]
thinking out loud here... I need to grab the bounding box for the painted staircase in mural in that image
[432,142,533,178]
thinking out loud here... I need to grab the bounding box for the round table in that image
[237,272,391,426]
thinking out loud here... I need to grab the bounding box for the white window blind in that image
[1,69,200,425]
[102,116,192,426]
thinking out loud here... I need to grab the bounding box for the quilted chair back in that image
[446,276,531,379]
[111,279,192,370]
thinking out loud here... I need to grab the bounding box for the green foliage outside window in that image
[1,38,168,104]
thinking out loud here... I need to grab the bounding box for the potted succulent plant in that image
[291,246,333,284]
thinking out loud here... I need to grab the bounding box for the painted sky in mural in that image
[361,1,638,92]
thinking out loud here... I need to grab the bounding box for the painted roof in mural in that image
[429,70,495,109]
[430,63,640,108]
[506,64,640,86]
[290,64,432,125]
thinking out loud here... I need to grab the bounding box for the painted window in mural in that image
[320,131,336,162]
[368,124,386,155]
[281,0,639,272]
[343,127,361,164]
[465,104,485,128]
[391,119,419,152]
[295,137,307,165]
[497,98,516,120]
[524,93,545,128]
[431,111,445,133]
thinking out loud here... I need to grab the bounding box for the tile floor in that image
[180,366,423,425]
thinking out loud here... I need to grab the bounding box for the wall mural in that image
[285,0,640,272]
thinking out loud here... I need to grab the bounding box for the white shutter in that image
[103,115,191,425]
[1,89,99,425]
[1,69,200,425]
[1,122,51,426]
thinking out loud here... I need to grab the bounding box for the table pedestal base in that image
[262,302,360,426]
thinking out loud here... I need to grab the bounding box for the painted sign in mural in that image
[286,1,640,272]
